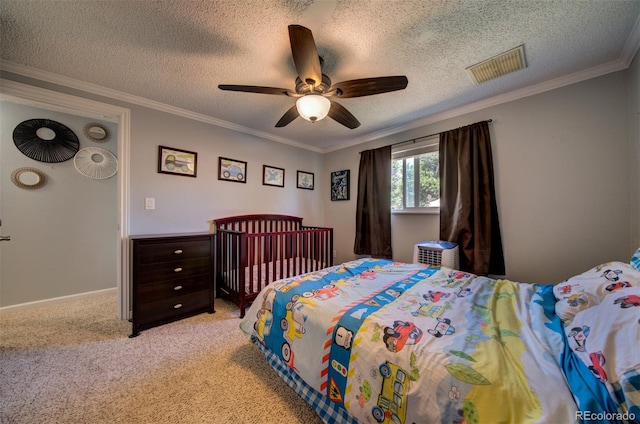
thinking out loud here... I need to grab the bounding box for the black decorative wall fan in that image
[219,25,408,129]
[13,119,79,163]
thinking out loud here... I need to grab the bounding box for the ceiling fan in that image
[218,25,408,129]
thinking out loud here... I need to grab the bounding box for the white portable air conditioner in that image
[413,240,459,269]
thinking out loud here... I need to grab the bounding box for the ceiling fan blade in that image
[328,101,360,129]
[275,105,300,127]
[330,76,408,98]
[218,85,292,96]
[288,25,322,86]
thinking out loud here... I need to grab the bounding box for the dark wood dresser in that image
[130,233,214,337]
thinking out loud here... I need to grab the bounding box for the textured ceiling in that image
[1,0,639,152]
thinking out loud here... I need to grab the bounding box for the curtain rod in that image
[360,119,493,153]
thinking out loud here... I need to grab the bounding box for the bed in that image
[213,214,333,318]
[239,249,640,423]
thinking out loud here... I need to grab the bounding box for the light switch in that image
[145,198,155,210]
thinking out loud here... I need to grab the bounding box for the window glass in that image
[391,139,439,212]
[405,158,415,207]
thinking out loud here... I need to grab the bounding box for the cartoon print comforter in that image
[239,258,583,423]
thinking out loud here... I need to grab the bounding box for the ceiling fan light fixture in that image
[296,94,330,123]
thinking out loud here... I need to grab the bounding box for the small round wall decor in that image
[83,123,111,143]
[73,147,118,179]
[11,167,47,190]
[13,119,80,163]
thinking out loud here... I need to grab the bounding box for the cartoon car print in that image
[450,271,473,280]
[455,287,472,297]
[361,270,377,279]
[383,320,423,352]
[427,317,456,338]
[565,293,588,307]
[423,291,450,303]
[558,284,577,294]
[221,164,244,181]
[281,301,306,343]
[334,325,354,350]
[613,294,640,308]
[303,284,339,300]
[164,155,192,173]
[411,301,451,318]
[567,325,590,352]
[605,281,631,292]
[588,351,607,382]
[372,362,409,424]
[601,269,622,282]
[385,288,402,298]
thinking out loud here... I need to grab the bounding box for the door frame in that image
[0,78,131,319]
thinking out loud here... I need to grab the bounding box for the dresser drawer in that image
[137,275,211,304]
[138,237,211,264]
[136,257,211,284]
[137,291,211,326]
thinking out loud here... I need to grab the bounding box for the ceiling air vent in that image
[466,44,526,85]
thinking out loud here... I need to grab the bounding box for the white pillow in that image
[554,261,640,322]
[564,286,640,413]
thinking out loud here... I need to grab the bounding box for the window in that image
[391,138,440,213]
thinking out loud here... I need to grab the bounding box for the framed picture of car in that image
[263,165,284,187]
[158,146,197,177]
[218,157,247,183]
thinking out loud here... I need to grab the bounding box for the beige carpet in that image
[0,293,323,423]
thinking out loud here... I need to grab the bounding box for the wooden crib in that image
[213,214,333,317]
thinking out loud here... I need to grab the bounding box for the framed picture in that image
[158,146,197,177]
[218,157,247,183]
[263,165,285,187]
[297,170,314,190]
[331,169,350,201]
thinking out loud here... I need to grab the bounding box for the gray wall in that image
[324,70,637,284]
[128,105,325,236]
[0,102,117,306]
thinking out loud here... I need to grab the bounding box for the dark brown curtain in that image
[354,145,392,259]
[439,121,505,275]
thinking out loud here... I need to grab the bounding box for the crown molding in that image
[2,45,636,156]
[0,60,324,154]
[621,14,640,66]
[322,57,631,153]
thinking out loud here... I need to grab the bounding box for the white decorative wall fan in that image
[73,147,118,179]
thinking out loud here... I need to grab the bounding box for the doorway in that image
[0,79,130,319]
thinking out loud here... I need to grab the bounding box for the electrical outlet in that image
[145,198,155,210]
[333,249,337,258]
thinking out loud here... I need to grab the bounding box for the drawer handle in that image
[174,303,183,309]
[174,285,183,291]
[174,267,183,272]
[174,249,183,255]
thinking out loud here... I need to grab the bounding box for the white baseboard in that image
[0,287,117,314]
